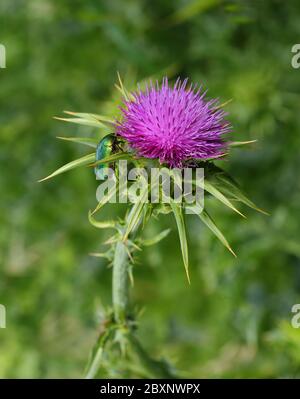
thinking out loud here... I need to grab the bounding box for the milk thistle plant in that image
[40,75,265,378]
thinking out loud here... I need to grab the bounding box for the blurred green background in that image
[1,0,300,378]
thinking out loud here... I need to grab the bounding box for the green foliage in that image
[198,210,236,257]
[57,136,98,148]
[38,153,95,182]
[170,201,190,284]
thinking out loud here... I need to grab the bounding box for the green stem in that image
[85,331,110,379]
[86,209,177,378]
[85,346,104,379]
[128,334,177,379]
[111,238,178,378]
[112,240,129,324]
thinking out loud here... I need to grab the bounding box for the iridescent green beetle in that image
[94,134,118,180]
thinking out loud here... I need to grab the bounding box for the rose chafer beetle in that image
[94,134,119,180]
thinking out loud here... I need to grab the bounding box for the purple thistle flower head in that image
[116,78,232,168]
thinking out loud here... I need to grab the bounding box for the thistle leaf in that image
[204,180,246,218]
[200,152,229,161]
[213,98,233,111]
[63,111,115,125]
[104,234,119,245]
[140,228,171,247]
[123,183,148,241]
[229,140,257,147]
[88,211,117,229]
[115,72,132,101]
[153,203,172,216]
[56,136,98,148]
[54,116,108,129]
[38,153,95,182]
[142,204,153,229]
[216,175,269,215]
[91,183,119,215]
[89,252,112,260]
[198,210,236,257]
[91,152,133,167]
[170,201,190,284]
